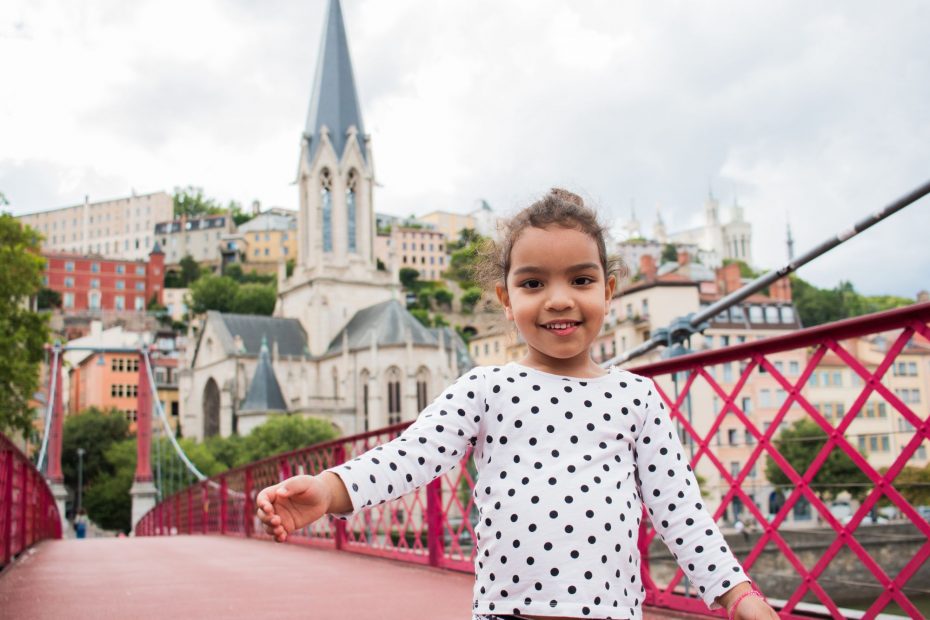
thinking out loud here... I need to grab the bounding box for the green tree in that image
[224,263,244,282]
[765,418,869,500]
[399,267,421,291]
[179,254,202,286]
[286,259,296,278]
[460,287,483,313]
[239,415,338,463]
[62,408,131,508]
[432,314,449,328]
[722,258,760,278]
[231,283,276,316]
[790,276,911,328]
[410,308,431,327]
[0,213,50,436]
[883,464,930,506]
[417,290,432,310]
[172,186,225,218]
[189,275,238,313]
[83,438,135,532]
[660,244,678,264]
[36,287,62,310]
[432,287,454,310]
[445,240,482,289]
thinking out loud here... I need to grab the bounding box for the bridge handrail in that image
[1,433,62,568]
[138,302,930,619]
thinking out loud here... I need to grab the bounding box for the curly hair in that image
[474,188,626,293]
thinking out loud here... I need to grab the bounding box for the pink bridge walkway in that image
[0,536,689,619]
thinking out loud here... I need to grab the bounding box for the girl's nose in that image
[544,290,576,311]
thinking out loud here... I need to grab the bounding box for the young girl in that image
[256,189,777,620]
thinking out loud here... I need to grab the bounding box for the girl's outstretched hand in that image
[255,474,332,542]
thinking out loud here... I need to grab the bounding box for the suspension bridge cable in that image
[142,349,207,482]
[602,177,930,367]
[35,346,59,474]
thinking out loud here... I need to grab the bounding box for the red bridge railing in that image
[138,303,930,619]
[1,433,62,568]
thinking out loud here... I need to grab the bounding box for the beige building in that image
[17,191,172,260]
[419,210,475,243]
[237,210,298,264]
[392,227,448,281]
[161,288,189,322]
[155,213,235,267]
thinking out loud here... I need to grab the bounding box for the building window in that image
[782,306,795,323]
[765,306,780,323]
[65,261,75,272]
[760,389,771,407]
[91,262,100,273]
[135,282,144,291]
[387,371,402,426]
[64,277,74,288]
[321,169,333,253]
[749,306,764,323]
[116,264,125,274]
[135,296,144,311]
[115,295,125,310]
[63,292,74,308]
[116,280,125,290]
[347,171,357,253]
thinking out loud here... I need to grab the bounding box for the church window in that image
[416,368,430,411]
[347,170,358,253]
[402,255,407,264]
[740,236,747,258]
[321,169,333,253]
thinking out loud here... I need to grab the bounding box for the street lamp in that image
[76,447,86,513]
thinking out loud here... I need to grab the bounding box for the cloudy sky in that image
[1,0,928,297]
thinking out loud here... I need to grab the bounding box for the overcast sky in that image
[1,0,928,297]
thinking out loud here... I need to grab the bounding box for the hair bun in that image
[550,187,584,207]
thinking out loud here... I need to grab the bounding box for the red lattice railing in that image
[1,433,62,568]
[137,302,930,619]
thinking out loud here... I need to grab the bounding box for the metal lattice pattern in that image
[1,434,61,567]
[136,304,930,619]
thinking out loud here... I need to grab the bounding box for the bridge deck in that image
[0,536,697,619]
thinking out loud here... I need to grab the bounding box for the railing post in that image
[3,449,12,565]
[243,468,253,538]
[187,487,193,534]
[426,478,443,568]
[201,484,209,535]
[332,445,347,550]
[21,462,30,549]
[279,457,291,481]
[219,475,228,535]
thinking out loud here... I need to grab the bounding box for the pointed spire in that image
[304,0,366,163]
[240,335,288,414]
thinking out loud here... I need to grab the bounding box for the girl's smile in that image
[496,225,616,378]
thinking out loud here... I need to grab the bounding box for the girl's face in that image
[496,225,616,377]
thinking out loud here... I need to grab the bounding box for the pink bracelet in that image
[727,589,765,620]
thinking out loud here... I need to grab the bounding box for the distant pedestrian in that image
[256,189,778,620]
[734,518,749,543]
[74,508,88,539]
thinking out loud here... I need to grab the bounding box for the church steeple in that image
[304,0,367,164]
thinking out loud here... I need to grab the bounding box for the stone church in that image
[179,0,471,441]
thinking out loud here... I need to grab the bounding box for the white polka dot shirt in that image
[329,363,748,620]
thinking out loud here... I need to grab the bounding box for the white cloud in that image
[1,0,928,296]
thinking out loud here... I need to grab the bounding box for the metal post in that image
[243,468,254,538]
[202,484,209,535]
[426,478,443,568]
[3,449,13,565]
[187,488,193,534]
[21,461,30,549]
[76,448,85,513]
[220,475,228,535]
[46,349,65,483]
[332,445,346,550]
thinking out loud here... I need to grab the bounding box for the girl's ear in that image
[604,274,617,314]
[496,282,514,321]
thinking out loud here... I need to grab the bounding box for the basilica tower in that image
[277,0,396,356]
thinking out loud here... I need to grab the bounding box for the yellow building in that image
[419,210,476,243]
[237,210,298,264]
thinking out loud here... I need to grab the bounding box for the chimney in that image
[768,277,792,302]
[717,263,742,294]
[676,250,690,266]
[639,254,657,281]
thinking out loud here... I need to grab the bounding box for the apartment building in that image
[418,210,476,243]
[386,226,448,281]
[155,213,235,267]
[43,246,165,313]
[17,191,173,261]
[237,210,298,264]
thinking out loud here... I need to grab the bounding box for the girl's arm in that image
[633,378,752,609]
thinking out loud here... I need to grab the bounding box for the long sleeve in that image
[634,379,749,609]
[327,368,487,516]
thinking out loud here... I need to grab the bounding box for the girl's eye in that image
[574,276,595,285]
[520,279,543,289]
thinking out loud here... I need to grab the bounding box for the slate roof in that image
[240,338,288,414]
[432,326,475,372]
[208,311,309,358]
[326,299,438,355]
[305,0,367,163]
